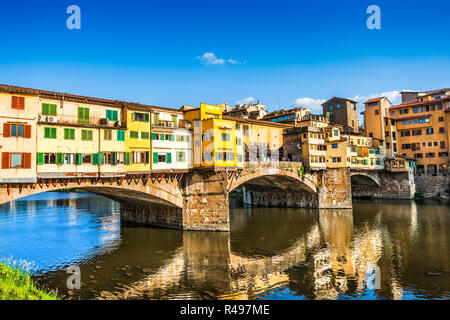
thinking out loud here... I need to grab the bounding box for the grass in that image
[0,262,59,300]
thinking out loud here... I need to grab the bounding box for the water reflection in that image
[0,193,449,300]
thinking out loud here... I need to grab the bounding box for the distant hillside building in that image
[222,101,268,120]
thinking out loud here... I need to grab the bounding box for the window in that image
[412,130,422,136]
[400,109,408,115]
[329,106,333,111]
[439,117,444,122]
[81,130,93,141]
[424,118,430,123]
[141,132,149,140]
[437,104,443,110]
[426,128,434,135]
[44,127,57,139]
[133,151,150,164]
[332,144,338,149]
[426,153,435,158]
[440,141,446,149]
[10,153,22,168]
[176,151,185,162]
[413,108,418,113]
[439,152,449,158]
[82,154,92,164]
[157,153,167,163]
[44,153,57,164]
[414,153,423,159]
[106,110,118,121]
[64,153,75,164]
[130,131,139,139]
[104,129,112,140]
[117,130,125,141]
[11,96,25,110]
[336,104,341,109]
[134,112,149,122]
[375,110,379,115]
[64,128,75,140]
[202,131,213,141]
[401,131,410,137]
[77,107,90,125]
[153,114,160,125]
[202,152,213,162]
[172,115,178,127]
[236,138,241,145]
[439,127,445,134]
[368,102,377,107]
[41,103,57,116]
[11,124,23,137]
[221,133,230,141]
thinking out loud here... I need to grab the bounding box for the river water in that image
[0,192,448,300]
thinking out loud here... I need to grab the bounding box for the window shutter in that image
[144,113,149,122]
[170,134,174,141]
[11,96,18,109]
[98,152,104,165]
[3,123,11,138]
[92,153,99,165]
[125,152,130,165]
[153,152,158,164]
[77,153,82,165]
[37,153,44,165]
[51,128,57,139]
[18,97,25,110]
[50,104,56,115]
[24,125,32,138]
[2,152,10,169]
[106,110,111,120]
[151,133,156,140]
[145,151,149,164]
[56,153,63,165]
[112,152,117,165]
[167,152,172,164]
[160,133,164,140]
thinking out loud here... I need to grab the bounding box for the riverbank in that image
[0,263,58,300]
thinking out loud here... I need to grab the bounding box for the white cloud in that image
[352,90,404,106]
[293,97,326,113]
[197,52,241,66]
[236,97,256,105]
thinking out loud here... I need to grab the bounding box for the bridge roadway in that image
[0,162,415,231]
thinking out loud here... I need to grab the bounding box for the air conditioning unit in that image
[99,118,109,126]
[47,116,58,123]
[38,115,46,122]
[168,122,173,127]
[160,122,167,127]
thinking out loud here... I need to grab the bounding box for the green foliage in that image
[0,263,58,300]
[297,166,306,180]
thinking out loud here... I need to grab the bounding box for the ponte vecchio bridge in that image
[0,162,415,231]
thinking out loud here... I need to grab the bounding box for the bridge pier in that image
[316,168,353,209]
[182,170,230,232]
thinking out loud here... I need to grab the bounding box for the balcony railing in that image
[38,114,126,129]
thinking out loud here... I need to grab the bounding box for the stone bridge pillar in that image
[182,170,230,232]
[316,168,353,209]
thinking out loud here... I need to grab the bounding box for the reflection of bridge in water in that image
[96,207,421,300]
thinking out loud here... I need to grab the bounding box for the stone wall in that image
[317,168,353,209]
[352,171,416,199]
[415,173,450,198]
[120,201,183,229]
[182,170,230,232]
[250,191,318,208]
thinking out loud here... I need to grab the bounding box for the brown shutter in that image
[3,123,11,137]
[23,153,32,169]
[11,96,18,109]
[2,152,10,169]
[18,97,25,110]
[24,125,32,138]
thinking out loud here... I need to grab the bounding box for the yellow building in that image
[0,85,38,183]
[124,105,152,173]
[183,103,237,168]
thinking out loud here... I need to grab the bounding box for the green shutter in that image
[88,130,92,141]
[92,153,99,165]
[44,127,50,138]
[125,152,130,165]
[112,152,117,165]
[167,152,172,164]
[151,133,156,140]
[172,115,177,126]
[160,133,164,140]
[37,153,44,165]
[42,103,48,115]
[117,130,125,141]
[98,152,104,165]
[144,113,149,122]
[56,153,64,165]
[81,130,86,140]
[50,104,57,116]
[170,134,174,141]
[113,111,118,121]
[154,114,159,125]
[153,152,158,164]
[77,153,82,165]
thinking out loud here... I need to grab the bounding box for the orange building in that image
[389,95,450,174]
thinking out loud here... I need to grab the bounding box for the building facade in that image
[322,97,359,133]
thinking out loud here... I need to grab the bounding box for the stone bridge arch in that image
[350,171,381,187]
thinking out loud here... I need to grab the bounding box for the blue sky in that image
[1,0,449,114]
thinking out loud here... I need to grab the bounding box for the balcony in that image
[38,114,126,129]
